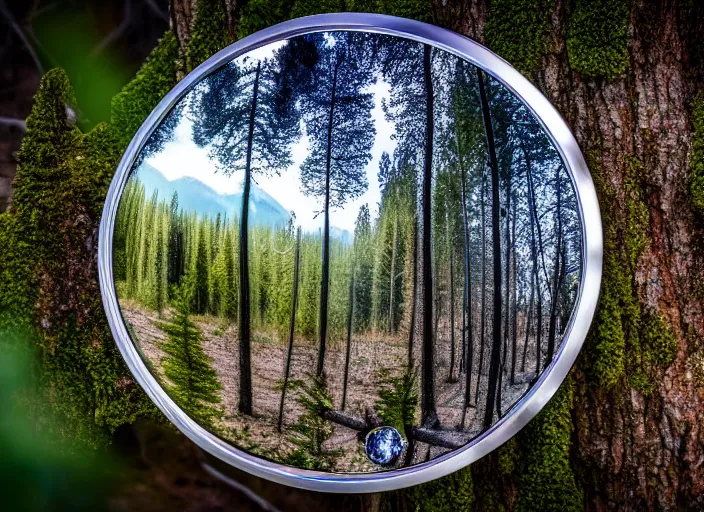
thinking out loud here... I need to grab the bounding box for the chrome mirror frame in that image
[98,13,602,493]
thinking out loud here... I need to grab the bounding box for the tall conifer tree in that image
[295,33,375,377]
[191,44,300,414]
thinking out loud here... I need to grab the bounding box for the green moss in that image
[566,0,629,79]
[72,123,121,219]
[516,379,583,512]
[186,0,233,73]
[291,0,346,18]
[1,69,160,447]
[470,458,505,512]
[691,93,704,219]
[484,0,553,74]
[238,0,297,38]
[111,31,178,148]
[411,466,474,512]
[623,156,648,268]
[641,312,677,366]
[239,0,432,42]
[376,0,432,21]
[583,155,627,387]
[628,370,655,395]
[498,437,519,475]
[581,153,665,390]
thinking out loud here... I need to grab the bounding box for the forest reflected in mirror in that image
[113,31,582,473]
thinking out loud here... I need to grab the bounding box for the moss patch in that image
[566,0,629,79]
[238,0,297,38]
[641,312,677,366]
[186,0,233,73]
[1,69,160,447]
[111,31,178,148]
[484,0,554,74]
[515,379,583,512]
[411,466,474,511]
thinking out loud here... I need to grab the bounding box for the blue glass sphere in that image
[365,426,405,466]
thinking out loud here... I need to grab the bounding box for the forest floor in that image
[122,303,536,473]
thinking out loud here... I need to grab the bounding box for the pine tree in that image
[192,42,301,415]
[192,220,210,315]
[295,32,375,376]
[156,277,223,429]
[353,204,373,332]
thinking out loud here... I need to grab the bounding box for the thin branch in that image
[90,0,132,58]
[0,0,43,74]
[143,0,168,21]
[0,116,26,131]
[201,463,284,512]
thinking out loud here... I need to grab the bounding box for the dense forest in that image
[112,30,581,472]
[1,0,703,510]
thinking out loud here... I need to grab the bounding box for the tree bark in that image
[449,1,704,509]
[316,57,341,378]
[278,226,301,431]
[342,257,355,411]
[134,1,704,508]
[237,60,260,416]
[476,68,503,431]
[421,43,437,427]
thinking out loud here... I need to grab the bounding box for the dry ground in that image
[122,303,537,473]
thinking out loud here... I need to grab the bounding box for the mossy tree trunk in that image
[7,0,703,510]
[458,0,704,509]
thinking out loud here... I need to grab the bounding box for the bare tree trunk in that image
[546,166,563,364]
[496,148,512,413]
[476,68,502,431]
[342,257,355,410]
[510,195,518,385]
[316,58,341,378]
[237,60,260,416]
[523,145,543,375]
[408,214,418,368]
[278,226,301,431]
[389,215,398,333]
[461,164,474,427]
[448,244,456,383]
[421,43,437,427]
[475,166,487,405]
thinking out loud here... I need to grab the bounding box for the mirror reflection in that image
[113,31,582,473]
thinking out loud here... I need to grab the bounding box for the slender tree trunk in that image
[546,167,563,364]
[496,153,512,412]
[461,165,474,427]
[278,226,301,431]
[510,196,518,385]
[448,246,456,382]
[408,214,418,368]
[521,283,533,373]
[316,58,341,378]
[389,215,398,333]
[475,167,487,404]
[342,257,355,410]
[237,60,261,415]
[477,68,503,431]
[523,146,543,375]
[421,43,437,427]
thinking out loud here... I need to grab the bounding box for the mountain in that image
[134,163,290,227]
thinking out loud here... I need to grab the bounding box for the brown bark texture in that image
[448,0,704,510]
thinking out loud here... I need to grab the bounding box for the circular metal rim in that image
[98,13,603,493]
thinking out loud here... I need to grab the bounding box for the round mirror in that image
[99,14,601,492]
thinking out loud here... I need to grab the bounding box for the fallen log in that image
[322,409,473,451]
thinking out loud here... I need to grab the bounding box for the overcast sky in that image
[146,39,396,233]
